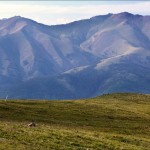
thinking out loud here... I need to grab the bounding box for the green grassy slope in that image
[0,93,150,150]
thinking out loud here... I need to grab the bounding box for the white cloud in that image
[0,2,150,25]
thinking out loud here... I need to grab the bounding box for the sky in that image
[0,1,150,25]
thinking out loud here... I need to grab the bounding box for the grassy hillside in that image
[0,93,150,150]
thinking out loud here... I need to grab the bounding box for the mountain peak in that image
[118,12,133,16]
[0,16,22,22]
[0,16,36,24]
[11,15,22,19]
[113,12,134,18]
[0,16,33,35]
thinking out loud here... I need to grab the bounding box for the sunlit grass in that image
[0,93,150,149]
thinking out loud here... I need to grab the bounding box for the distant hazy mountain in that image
[0,12,150,99]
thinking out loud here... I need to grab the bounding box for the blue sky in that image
[0,1,149,25]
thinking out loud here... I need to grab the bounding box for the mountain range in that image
[0,12,150,99]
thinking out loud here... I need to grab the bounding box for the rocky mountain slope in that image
[0,12,150,99]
